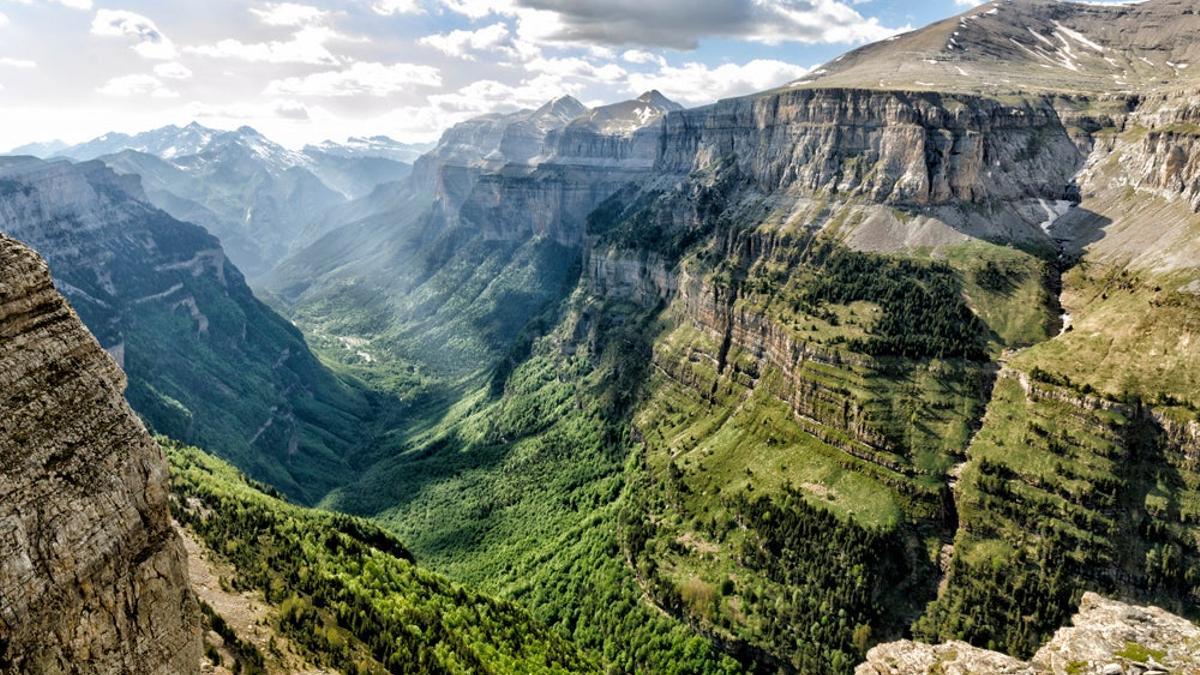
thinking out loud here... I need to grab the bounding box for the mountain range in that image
[7,124,416,278]
[2,1,1200,673]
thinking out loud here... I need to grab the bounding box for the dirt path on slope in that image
[180,525,337,675]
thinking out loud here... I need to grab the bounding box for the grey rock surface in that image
[856,593,1200,675]
[0,233,201,673]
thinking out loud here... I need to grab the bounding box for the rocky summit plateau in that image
[1,0,1200,673]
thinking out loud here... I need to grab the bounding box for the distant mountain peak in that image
[304,136,432,163]
[233,125,265,138]
[636,90,681,110]
[536,95,588,119]
[566,91,681,135]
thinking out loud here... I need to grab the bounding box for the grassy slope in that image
[315,292,742,674]
[167,440,596,675]
[918,257,1200,655]
[270,155,1197,672]
[614,232,1024,672]
[300,177,1074,673]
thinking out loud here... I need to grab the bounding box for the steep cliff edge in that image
[0,234,200,673]
[857,592,1200,674]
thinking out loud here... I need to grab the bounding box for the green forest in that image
[167,440,595,675]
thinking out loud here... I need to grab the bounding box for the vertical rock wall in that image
[0,233,200,674]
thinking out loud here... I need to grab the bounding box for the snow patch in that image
[1052,21,1105,52]
[1028,28,1055,47]
[1037,199,1073,236]
[1058,312,1073,337]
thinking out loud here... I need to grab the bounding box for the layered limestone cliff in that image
[449,93,680,247]
[856,592,1200,674]
[657,88,1082,207]
[0,233,200,673]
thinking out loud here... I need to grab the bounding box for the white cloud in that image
[526,55,625,82]
[428,73,577,114]
[264,61,441,97]
[510,0,905,49]
[250,2,330,27]
[185,26,343,65]
[96,73,179,98]
[153,61,192,79]
[436,0,514,20]
[91,10,177,60]
[185,99,311,121]
[626,59,809,105]
[372,0,423,15]
[0,12,7,27]
[621,49,665,66]
[419,23,513,60]
[0,57,35,68]
[954,0,986,6]
[5,0,93,9]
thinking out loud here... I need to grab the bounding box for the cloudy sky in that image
[0,0,980,150]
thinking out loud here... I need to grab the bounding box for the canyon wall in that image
[0,233,200,673]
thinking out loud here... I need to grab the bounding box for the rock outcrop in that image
[0,233,200,673]
[856,592,1200,674]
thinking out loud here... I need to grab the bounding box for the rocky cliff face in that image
[857,592,1200,674]
[0,233,200,673]
[659,88,1081,207]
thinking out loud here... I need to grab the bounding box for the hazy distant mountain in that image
[299,146,412,200]
[7,139,69,157]
[94,126,344,278]
[52,122,227,162]
[12,123,419,276]
[304,135,433,163]
[563,89,682,136]
[414,95,589,175]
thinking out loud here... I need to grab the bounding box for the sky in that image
[0,0,987,150]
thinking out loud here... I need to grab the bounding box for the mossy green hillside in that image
[167,440,596,675]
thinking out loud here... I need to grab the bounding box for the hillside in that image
[4,0,1199,672]
[165,440,595,675]
[794,0,1200,95]
[245,1,1200,672]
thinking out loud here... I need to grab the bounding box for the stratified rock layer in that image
[857,593,1200,674]
[0,233,200,673]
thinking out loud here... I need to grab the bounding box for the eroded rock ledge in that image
[856,593,1200,675]
[0,234,200,673]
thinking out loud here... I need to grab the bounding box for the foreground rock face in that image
[857,593,1200,674]
[0,234,200,673]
